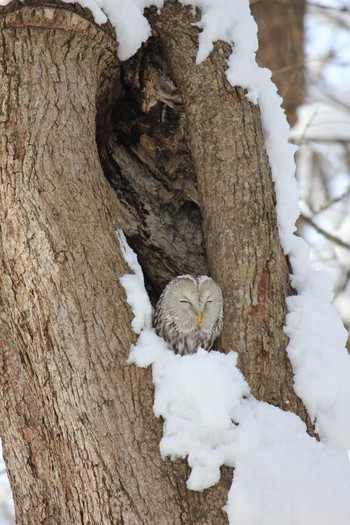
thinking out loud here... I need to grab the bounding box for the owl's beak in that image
[197,310,203,327]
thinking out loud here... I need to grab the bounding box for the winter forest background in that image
[295,0,350,334]
[1,0,350,523]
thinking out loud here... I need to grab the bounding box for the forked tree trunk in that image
[0,1,310,524]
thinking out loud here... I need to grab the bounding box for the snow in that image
[285,270,350,451]
[78,0,163,61]
[183,0,262,103]
[117,230,152,334]
[129,336,249,490]
[226,400,350,525]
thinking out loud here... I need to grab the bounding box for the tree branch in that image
[301,215,350,250]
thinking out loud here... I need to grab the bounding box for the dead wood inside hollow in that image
[101,37,208,302]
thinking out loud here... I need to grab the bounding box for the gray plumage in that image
[153,275,224,355]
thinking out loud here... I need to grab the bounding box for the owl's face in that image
[161,275,223,334]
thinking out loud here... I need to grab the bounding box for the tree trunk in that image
[0,1,311,524]
[150,1,311,422]
[251,0,305,126]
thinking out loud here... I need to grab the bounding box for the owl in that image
[153,275,224,355]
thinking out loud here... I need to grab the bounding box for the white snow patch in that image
[130,336,249,490]
[284,232,350,452]
[117,230,152,334]
[63,0,164,61]
[225,400,350,525]
[285,260,350,451]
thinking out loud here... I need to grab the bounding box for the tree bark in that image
[251,0,305,126]
[101,38,208,300]
[0,1,312,524]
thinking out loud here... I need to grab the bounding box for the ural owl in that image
[153,275,224,355]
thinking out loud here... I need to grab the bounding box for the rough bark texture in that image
[0,1,311,525]
[251,0,305,126]
[0,4,137,524]
[150,2,311,423]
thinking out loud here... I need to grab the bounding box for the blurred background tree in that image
[291,0,350,343]
[254,0,350,345]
